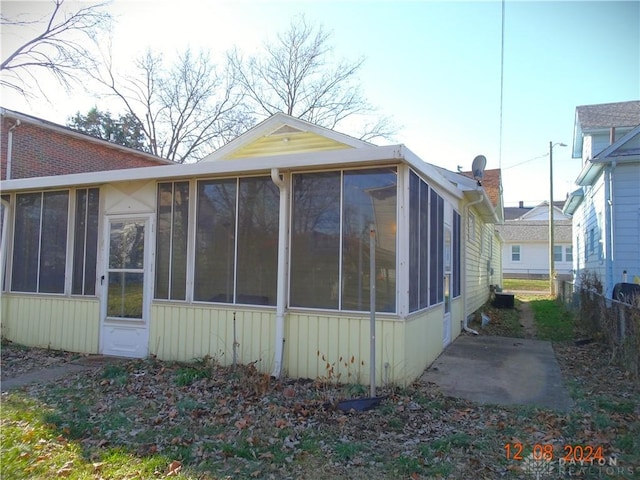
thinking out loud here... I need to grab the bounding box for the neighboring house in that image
[0,112,502,386]
[496,201,573,280]
[1,107,172,180]
[563,100,640,297]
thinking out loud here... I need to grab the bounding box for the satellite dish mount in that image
[471,155,487,186]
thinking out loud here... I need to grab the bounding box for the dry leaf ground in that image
[1,300,639,480]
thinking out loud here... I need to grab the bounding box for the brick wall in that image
[1,117,170,180]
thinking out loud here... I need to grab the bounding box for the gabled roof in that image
[201,113,374,161]
[0,107,173,165]
[575,124,640,186]
[573,100,640,158]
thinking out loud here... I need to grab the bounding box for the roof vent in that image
[269,124,304,136]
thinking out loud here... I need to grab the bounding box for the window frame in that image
[553,245,563,262]
[511,245,521,262]
[565,245,573,263]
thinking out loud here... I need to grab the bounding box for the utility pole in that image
[549,141,567,296]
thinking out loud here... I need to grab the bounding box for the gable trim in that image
[200,113,374,162]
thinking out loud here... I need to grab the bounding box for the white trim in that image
[1,144,466,201]
[200,113,373,162]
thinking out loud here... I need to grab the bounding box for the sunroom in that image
[0,114,498,386]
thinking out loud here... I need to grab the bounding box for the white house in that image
[0,112,502,386]
[563,101,640,296]
[496,201,573,280]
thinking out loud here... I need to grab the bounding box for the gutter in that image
[6,119,21,180]
[0,196,9,289]
[270,168,289,378]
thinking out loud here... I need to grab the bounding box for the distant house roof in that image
[504,201,568,221]
[576,101,640,130]
[573,100,640,158]
[496,220,573,243]
[504,207,531,221]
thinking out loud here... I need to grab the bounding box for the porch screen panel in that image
[12,191,68,293]
[12,193,41,292]
[39,192,69,293]
[408,172,420,311]
[194,179,237,303]
[429,188,444,305]
[236,176,279,306]
[419,181,429,309]
[72,188,99,295]
[342,168,396,312]
[290,172,341,309]
[155,182,189,300]
[453,210,461,298]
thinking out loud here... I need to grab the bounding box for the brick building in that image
[1,107,173,180]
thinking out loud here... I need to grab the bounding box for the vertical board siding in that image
[451,297,464,338]
[151,304,276,372]
[286,313,406,385]
[613,164,640,281]
[465,205,490,316]
[404,307,444,382]
[2,295,99,353]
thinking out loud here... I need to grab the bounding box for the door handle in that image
[101,275,105,285]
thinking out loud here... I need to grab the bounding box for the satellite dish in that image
[471,155,487,186]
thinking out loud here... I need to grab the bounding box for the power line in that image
[502,152,549,170]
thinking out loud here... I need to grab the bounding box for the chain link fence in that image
[559,274,640,379]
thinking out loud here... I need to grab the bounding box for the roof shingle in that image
[576,100,640,130]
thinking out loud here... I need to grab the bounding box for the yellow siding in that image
[286,312,407,385]
[491,230,504,289]
[465,206,493,316]
[404,307,444,382]
[1,295,99,353]
[451,297,464,338]
[150,304,275,371]
[227,132,352,159]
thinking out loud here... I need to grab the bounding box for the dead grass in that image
[2,335,639,480]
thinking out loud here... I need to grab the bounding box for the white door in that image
[100,215,152,358]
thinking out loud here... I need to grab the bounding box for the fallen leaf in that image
[166,460,182,476]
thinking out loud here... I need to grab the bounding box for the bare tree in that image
[229,15,396,142]
[94,48,252,163]
[0,0,112,98]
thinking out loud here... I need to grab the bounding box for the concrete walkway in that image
[519,299,537,338]
[1,356,124,393]
[421,335,574,412]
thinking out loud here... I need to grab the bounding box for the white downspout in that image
[462,190,484,335]
[0,197,10,291]
[604,162,616,296]
[6,119,21,180]
[270,168,289,378]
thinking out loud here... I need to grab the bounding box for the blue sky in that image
[2,0,638,206]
